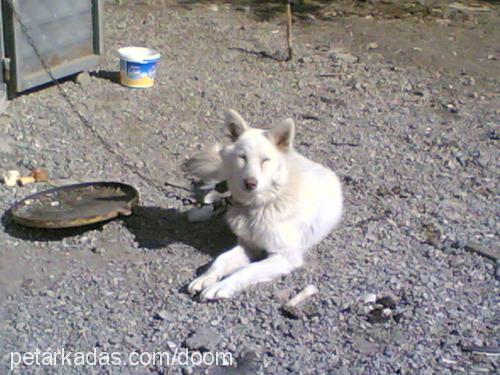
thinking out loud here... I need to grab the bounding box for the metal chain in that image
[5,0,196,206]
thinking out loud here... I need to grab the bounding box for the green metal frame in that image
[2,0,104,97]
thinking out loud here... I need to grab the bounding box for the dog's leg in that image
[200,253,303,300]
[188,245,251,295]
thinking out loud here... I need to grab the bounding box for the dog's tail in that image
[185,143,225,186]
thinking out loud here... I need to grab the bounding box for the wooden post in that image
[286,1,293,61]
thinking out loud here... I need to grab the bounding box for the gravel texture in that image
[0,1,499,374]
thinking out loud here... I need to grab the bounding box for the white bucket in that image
[118,47,161,88]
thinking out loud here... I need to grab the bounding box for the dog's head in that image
[221,110,295,205]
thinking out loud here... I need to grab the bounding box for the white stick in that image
[285,285,319,308]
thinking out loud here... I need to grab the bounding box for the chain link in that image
[5,0,196,206]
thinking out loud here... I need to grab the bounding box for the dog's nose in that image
[244,177,258,191]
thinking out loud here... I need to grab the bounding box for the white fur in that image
[187,110,343,300]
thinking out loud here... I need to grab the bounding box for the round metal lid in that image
[10,181,139,229]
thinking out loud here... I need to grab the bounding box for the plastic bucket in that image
[118,47,160,88]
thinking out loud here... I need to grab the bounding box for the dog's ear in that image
[269,118,295,150]
[225,110,249,141]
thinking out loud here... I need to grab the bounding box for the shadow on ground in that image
[2,204,235,260]
[177,0,325,21]
[1,205,235,257]
[228,47,287,61]
[177,0,500,21]
[1,209,106,242]
[124,206,236,256]
[90,70,121,85]
[10,75,78,99]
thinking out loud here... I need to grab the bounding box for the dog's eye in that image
[238,154,247,161]
[261,158,270,166]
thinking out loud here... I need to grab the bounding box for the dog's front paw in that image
[199,279,239,301]
[188,273,219,295]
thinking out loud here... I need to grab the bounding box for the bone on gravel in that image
[282,285,319,319]
[31,168,49,182]
[2,170,20,186]
[284,285,319,309]
[18,176,36,186]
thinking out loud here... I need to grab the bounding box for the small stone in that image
[282,303,319,320]
[384,346,396,356]
[393,312,404,323]
[382,308,392,318]
[360,293,377,304]
[367,307,391,324]
[75,72,92,86]
[360,304,374,315]
[91,247,105,255]
[43,290,55,297]
[335,52,359,64]
[444,103,459,113]
[21,278,35,289]
[155,310,172,321]
[424,223,442,247]
[367,42,379,50]
[235,5,250,12]
[376,295,397,309]
[450,257,465,268]
[166,341,176,350]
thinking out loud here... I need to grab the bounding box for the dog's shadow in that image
[123,206,235,257]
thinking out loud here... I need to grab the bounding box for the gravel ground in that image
[0,1,499,374]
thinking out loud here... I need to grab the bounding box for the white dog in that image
[186,110,343,300]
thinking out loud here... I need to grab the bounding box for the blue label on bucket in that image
[121,60,158,79]
[120,59,159,87]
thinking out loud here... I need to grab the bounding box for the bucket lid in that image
[118,47,160,63]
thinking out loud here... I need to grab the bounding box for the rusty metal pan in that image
[10,182,139,229]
